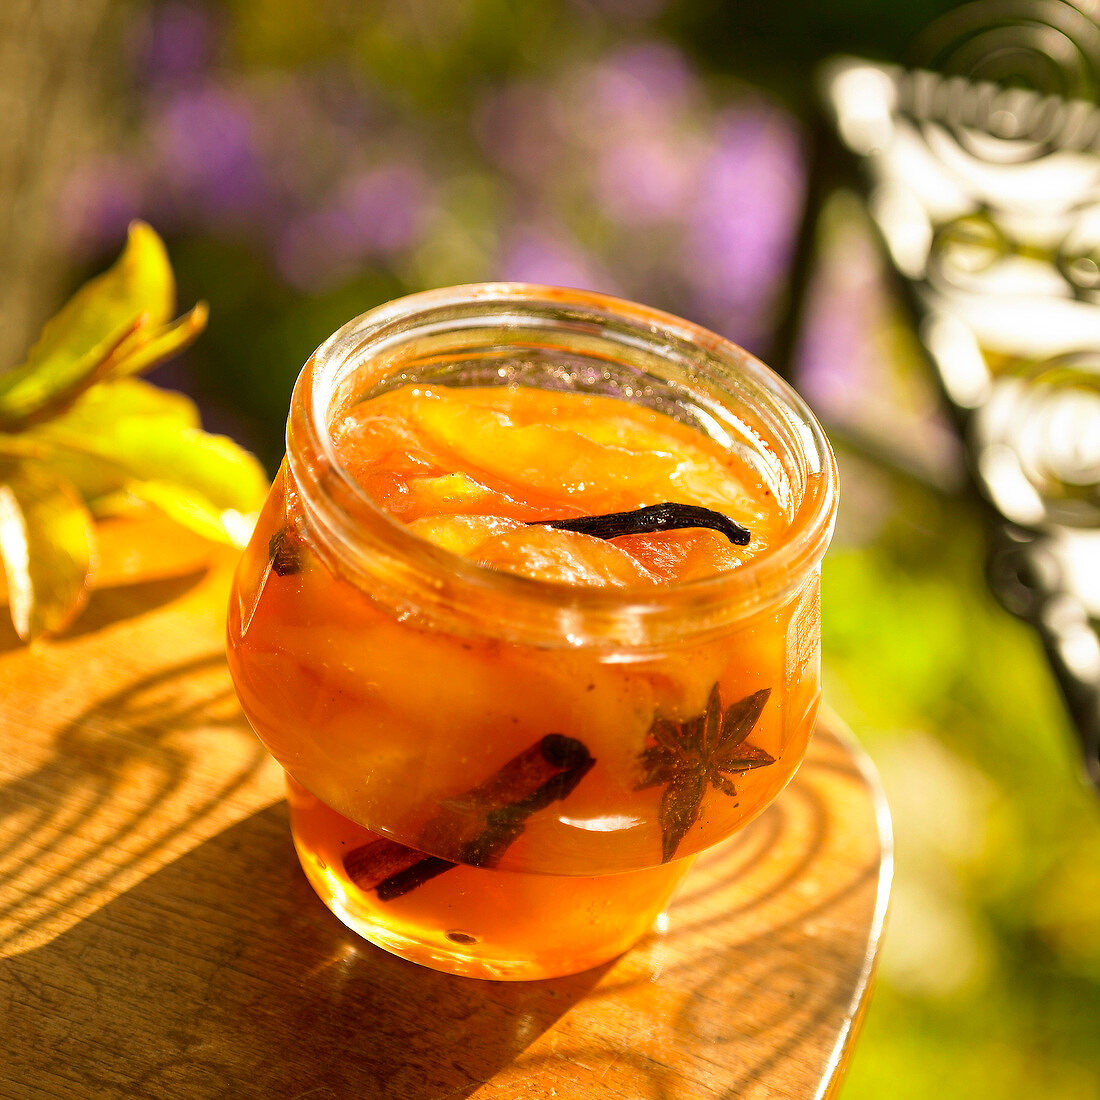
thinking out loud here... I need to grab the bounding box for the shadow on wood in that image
[2,801,604,1099]
[0,518,891,1099]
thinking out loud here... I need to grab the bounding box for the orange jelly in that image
[226,285,837,979]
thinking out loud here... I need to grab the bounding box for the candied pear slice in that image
[403,472,529,518]
[474,526,659,587]
[411,390,769,521]
[411,394,683,502]
[406,514,524,556]
[611,528,746,582]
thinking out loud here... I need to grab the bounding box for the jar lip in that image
[290,282,838,635]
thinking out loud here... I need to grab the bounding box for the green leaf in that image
[24,379,269,546]
[0,458,93,640]
[0,315,144,430]
[108,301,209,381]
[120,424,269,546]
[125,479,257,546]
[0,222,206,429]
[52,375,202,430]
[24,378,200,501]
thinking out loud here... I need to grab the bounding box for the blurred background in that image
[4,0,1100,1095]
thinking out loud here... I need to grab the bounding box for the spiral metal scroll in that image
[900,0,1100,167]
[819,2,1100,785]
[910,0,1100,101]
[977,352,1100,527]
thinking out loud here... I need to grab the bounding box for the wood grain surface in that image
[0,515,892,1100]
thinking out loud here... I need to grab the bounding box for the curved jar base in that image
[285,774,695,981]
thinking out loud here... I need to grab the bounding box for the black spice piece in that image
[446,930,479,945]
[529,502,751,546]
[637,684,773,863]
[376,855,456,902]
[343,733,595,902]
[343,840,453,897]
[268,526,302,576]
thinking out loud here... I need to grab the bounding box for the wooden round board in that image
[0,515,891,1100]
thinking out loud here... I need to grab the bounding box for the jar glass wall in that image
[226,284,838,979]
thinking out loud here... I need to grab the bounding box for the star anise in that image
[637,684,774,862]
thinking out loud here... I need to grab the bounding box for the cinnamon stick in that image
[342,734,595,902]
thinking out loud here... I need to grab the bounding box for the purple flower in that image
[474,82,566,183]
[152,84,269,223]
[56,156,146,255]
[339,164,433,255]
[578,41,698,135]
[275,211,346,292]
[498,226,617,293]
[683,104,805,349]
[568,0,669,17]
[275,163,434,291]
[797,272,878,414]
[134,2,216,87]
[594,133,696,224]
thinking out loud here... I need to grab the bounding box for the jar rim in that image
[287,283,839,647]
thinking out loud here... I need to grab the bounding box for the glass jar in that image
[226,283,838,979]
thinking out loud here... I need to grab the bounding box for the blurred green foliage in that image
[823,456,1100,1097]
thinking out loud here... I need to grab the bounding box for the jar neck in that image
[286,284,838,650]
